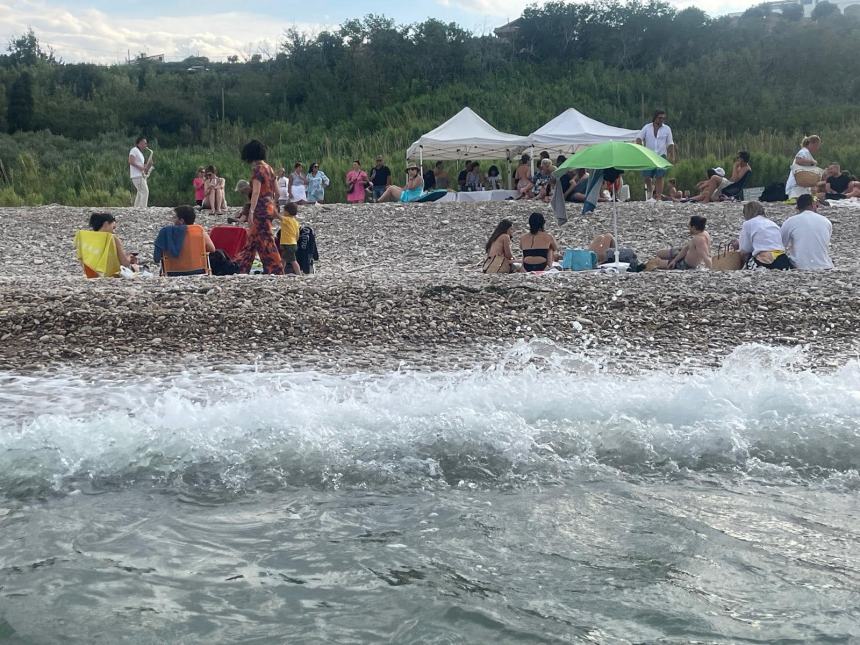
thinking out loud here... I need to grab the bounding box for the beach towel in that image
[552,177,567,225]
[582,169,606,216]
[825,197,860,209]
[414,190,448,203]
[74,230,121,278]
[153,225,188,264]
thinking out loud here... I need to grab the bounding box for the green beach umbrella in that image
[552,141,673,268]
[553,141,672,176]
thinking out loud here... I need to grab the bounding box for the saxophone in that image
[144,147,155,178]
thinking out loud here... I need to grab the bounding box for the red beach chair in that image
[209,225,248,261]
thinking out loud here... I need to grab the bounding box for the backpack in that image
[208,249,239,275]
[760,182,787,202]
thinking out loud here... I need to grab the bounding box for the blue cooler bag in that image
[562,248,597,271]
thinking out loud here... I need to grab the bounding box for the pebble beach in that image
[0,200,857,373]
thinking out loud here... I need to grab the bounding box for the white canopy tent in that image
[528,108,640,157]
[406,107,530,168]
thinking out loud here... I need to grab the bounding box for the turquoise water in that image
[1,344,858,643]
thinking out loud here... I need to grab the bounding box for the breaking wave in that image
[1,343,858,499]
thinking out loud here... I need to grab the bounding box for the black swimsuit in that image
[522,247,549,272]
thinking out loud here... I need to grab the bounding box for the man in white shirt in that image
[128,136,152,208]
[781,194,833,270]
[734,201,791,269]
[635,109,676,201]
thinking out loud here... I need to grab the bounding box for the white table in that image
[454,190,518,202]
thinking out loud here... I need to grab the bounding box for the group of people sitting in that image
[483,193,833,274]
[482,212,636,273]
[80,140,321,278]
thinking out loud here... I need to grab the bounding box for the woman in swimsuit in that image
[519,212,560,272]
[483,219,519,273]
[514,154,533,199]
[378,165,424,203]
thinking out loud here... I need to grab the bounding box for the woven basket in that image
[793,167,823,188]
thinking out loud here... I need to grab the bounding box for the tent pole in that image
[419,147,423,174]
[613,184,620,265]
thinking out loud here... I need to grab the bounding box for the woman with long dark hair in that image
[519,212,559,272]
[483,219,517,273]
[234,140,285,275]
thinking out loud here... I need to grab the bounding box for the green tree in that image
[7,72,34,132]
[7,29,54,66]
[812,1,840,19]
[781,4,804,20]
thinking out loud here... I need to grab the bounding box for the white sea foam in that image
[1,343,858,498]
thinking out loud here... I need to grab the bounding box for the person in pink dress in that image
[192,167,206,207]
[345,160,369,204]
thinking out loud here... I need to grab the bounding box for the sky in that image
[1,0,762,64]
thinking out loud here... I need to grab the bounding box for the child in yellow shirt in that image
[279,202,302,275]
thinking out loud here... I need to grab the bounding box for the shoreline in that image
[1,202,858,374]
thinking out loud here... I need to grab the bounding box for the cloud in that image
[0,0,332,63]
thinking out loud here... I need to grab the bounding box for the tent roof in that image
[528,108,640,154]
[406,107,530,161]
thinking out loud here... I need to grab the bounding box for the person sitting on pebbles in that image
[377,164,424,203]
[520,212,560,272]
[228,180,252,225]
[730,201,790,270]
[89,212,134,269]
[646,215,712,270]
[483,219,521,273]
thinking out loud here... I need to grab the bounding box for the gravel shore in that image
[0,201,857,373]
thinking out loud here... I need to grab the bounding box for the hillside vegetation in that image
[1,1,859,205]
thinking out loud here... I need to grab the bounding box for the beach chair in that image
[161,224,211,276]
[209,225,247,260]
[74,230,121,278]
[720,170,752,201]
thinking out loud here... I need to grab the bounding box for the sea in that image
[1,342,858,644]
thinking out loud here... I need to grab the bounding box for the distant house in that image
[133,53,165,64]
[494,19,523,41]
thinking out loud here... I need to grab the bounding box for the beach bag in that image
[208,249,239,275]
[792,165,823,188]
[562,248,597,271]
[760,182,788,202]
[482,256,511,274]
[711,243,744,271]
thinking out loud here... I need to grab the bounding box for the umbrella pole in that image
[613,184,620,265]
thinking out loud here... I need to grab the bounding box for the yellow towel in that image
[74,230,120,277]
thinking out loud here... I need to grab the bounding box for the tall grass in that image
[3,124,860,207]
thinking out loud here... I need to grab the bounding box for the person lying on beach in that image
[730,201,790,270]
[483,219,521,273]
[648,216,712,269]
[587,233,639,265]
[89,212,133,268]
[663,178,688,201]
[520,212,560,272]
[686,152,751,203]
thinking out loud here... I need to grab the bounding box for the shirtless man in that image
[651,215,712,269]
[688,151,751,203]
